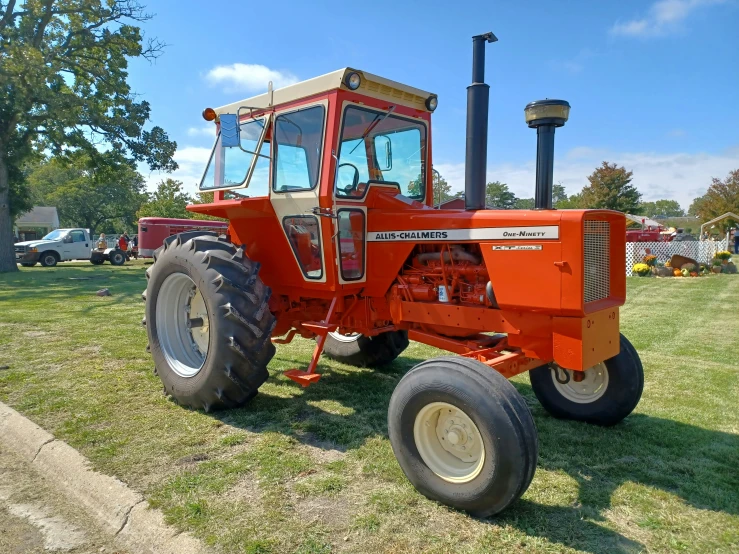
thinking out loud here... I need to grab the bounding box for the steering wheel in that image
[337,162,360,194]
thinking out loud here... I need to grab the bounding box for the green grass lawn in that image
[1,261,737,553]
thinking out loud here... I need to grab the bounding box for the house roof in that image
[15,206,59,225]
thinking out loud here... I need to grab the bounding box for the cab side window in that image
[273,105,325,193]
[70,231,86,242]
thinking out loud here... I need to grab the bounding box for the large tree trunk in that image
[0,153,19,273]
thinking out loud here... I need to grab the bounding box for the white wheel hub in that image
[155,273,210,378]
[413,402,485,483]
[328,331,361,343]
[550,362,609,403]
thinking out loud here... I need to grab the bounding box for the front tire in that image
[109,249,126,266]
[529,333,644,426]
[388,356,538,517]
[322,330,408,367]
[39,252,58,267]
[144,234,276,411]
[20,262,37,267]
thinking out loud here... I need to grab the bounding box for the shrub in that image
[716,251,732,261]
[633,263,651,276]
[712,258,723,266]
[643,254,657,266]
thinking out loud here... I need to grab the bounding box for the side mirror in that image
[374,135,392,171]
[337,163,360,190]
[219,113,240,147]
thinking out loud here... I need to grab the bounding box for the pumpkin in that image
[673,269,682,277]
[690,271,698,277]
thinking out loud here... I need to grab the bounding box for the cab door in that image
[268,101,330,284]
[69,230,90,259]
[331,102,429,287]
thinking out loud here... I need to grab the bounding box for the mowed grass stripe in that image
[1,261,737,553]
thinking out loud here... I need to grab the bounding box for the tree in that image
[581,162,641,213]
[485,181,517,209]
[137,179,192,219]
[514,184,568,209]
[515,197,535,209]
[556,192,585,209]
[27,153,146,236]
[690,169,739,230]
[552,183,568,206]
[639,199,685,218]
[0,0,177,272]
[408,171,453,205]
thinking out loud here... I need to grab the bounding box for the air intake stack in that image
[464,32,497,210]
[524,99,570,209]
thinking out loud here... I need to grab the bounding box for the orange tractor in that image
[143,33,643,516]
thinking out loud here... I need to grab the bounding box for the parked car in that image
[14,228,127,267]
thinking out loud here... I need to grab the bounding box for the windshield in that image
[336,106,426,200]
[42,230,66,241]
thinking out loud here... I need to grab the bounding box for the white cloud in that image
[141,146,212,195]
[611,0,726,37]
[666,129,687,138]
[205,63,298,93]
[187,124,217,138]
[551,48,596,74]
[435,146,738,210]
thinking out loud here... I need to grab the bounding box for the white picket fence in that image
[626,239,729,276]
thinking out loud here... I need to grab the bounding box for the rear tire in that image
[20,262,36,267]
[144,234,276,411]
[529,333,643,426]
[388,356,538,517]
[109,249,126,266]
[322,330,408,367]
[39,252,58,267]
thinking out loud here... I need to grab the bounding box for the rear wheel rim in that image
[328,331,361,343]
[155,273,210,378]
[550,362,609,403]
[413,401,485,483]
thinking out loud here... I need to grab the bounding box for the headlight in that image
[28,247,37,252]
[425,96,438,112]
[345,72,361,90]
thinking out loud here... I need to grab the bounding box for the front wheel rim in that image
[328,331,361,343]
[413,401,485,483]
[551,362,609,403]
[155,272,210,378]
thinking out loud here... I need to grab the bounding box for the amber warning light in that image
[202,107,217,122]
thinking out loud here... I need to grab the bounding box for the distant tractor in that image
[143,33,643,517]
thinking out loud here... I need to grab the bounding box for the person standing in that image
[97,233,107,250]
[733,227,739,255]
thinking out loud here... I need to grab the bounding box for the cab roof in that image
[215,68,436,116]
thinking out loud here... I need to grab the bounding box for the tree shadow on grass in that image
[205,353,734,552]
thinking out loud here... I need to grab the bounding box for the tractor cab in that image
[190,68,436,295]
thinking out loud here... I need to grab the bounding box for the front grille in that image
[14,245,25,253]
[584,220,610,303]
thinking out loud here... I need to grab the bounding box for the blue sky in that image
[130,0,739,209]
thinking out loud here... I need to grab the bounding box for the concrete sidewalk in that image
[0,401,208,554]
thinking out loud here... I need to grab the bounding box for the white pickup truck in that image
[14,228,127,267]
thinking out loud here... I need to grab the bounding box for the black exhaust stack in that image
[524,99,570,209]
[464,32,497,210]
